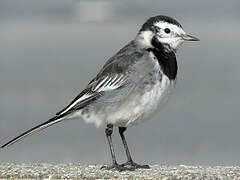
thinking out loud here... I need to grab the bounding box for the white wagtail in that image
[1,15,199,171]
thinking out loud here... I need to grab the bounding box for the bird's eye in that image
[164,28,171,34]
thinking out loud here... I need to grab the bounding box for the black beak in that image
[181,34,200,41]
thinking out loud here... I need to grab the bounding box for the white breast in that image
[125,74,175,126]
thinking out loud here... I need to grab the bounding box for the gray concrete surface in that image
[0,163,240,179]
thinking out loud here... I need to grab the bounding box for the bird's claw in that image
[101,163,129,171]
[101,162,147,171]
[119,161,150,170]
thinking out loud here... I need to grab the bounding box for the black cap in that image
[140,15,182,32]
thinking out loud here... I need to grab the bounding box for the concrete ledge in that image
[0,163,240,179]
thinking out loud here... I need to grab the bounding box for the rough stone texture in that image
[0,163,240,179]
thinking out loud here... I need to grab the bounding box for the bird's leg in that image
[119,127,150,170]
[101,124,125,171]
[119,127,133,163]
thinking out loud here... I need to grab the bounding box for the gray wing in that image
[56,73,130,116]
[56,41,144,116]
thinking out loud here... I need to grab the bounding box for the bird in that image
[1,15,199,171]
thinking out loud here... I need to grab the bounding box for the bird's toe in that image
[101,163,130,171]
[119,161,150,170]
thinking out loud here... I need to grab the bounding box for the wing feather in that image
[56,73,128,116]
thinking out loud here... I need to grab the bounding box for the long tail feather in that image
[1,116,63,148]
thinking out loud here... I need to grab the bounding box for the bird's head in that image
[136,15,199,52]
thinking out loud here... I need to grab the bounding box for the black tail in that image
[1,116,63,148]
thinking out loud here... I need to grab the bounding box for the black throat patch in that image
[148,37,178,80]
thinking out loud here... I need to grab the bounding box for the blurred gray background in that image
[0,0,240,166]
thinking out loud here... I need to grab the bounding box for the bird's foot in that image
[119,161,150,170]
[101,163,130,171]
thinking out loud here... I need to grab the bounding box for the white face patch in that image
[153,21,186,51]
[154,21,185,36]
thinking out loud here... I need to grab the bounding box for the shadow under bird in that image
[1,15,199,171]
